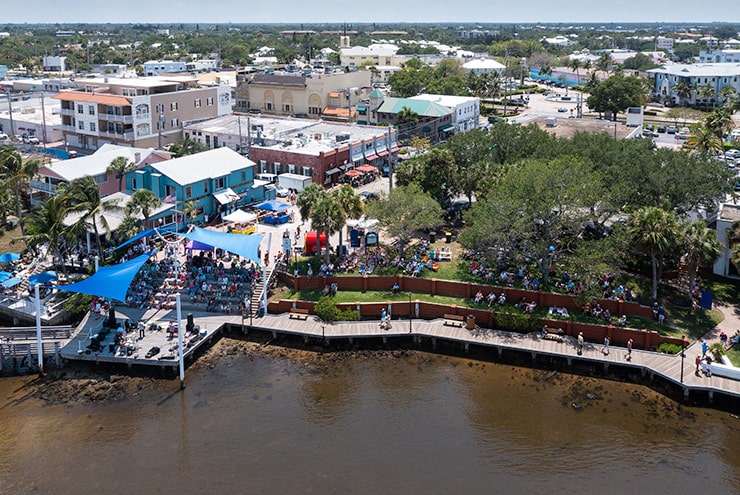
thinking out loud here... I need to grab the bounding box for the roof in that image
[52,91,131,106]
[249,73,307,88]
[40,144,158,182]
[719,203,740,222]
[369,89,385,99]
[322,107,355,118]
[375,97,452,118]
[150,147,255,186]
[462,58,506,70]
[63,191,175,232]
[410,94,479,108]
[647,63,740,77]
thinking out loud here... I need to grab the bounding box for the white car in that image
[274,186,290,198]
[0,132,8,140]
[23,135,40,145]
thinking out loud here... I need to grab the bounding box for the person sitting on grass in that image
[618,315,627,327]
[487,291,496,307]
[473,290,484,304]
[392,281,400,294]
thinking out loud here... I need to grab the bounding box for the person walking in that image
[577,332,584,355]
[626,338,633,361]
[603,336,610,355]
[695,355,701,375]
[701,339,708,358]
[380,308,388,329]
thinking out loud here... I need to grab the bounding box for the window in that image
[205,135,210,147]
[302,166,312,177]
[171,118,179,128]
[194,99,201,108]
[88,105,95,115]
[185,186,192,198]
[216,177,225,189]
[213,137,219,148]
[132,177,137,189]
[122,88,136,97]
[90,122,96,132]
[240,171,246,181]
[170,102,178,111]
[288,164,296,174]
[203,181,209,194]
[207,97,214,106]
[265,102,273,111]
[309,106,321,115]
[78,121,84,130]
[77,104,83,114]
[283,103,291,112]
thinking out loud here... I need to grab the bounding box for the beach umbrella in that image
[0,252,20,263]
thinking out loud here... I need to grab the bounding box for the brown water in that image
[0,351,738,495]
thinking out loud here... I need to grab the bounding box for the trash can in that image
[445,231,453,243]
[466,314,476,330]
[429,231,437,243]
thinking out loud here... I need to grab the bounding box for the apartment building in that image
[647,63,740,106]
[52,75,232,151]
[409,94,480,133]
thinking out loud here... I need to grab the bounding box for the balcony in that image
[99,130,135,140]
[99,113,133,123]
[60,124,78,132]
[30,179,57,194]
[60,108,76,117]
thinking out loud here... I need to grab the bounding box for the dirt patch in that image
[30,369,159,405]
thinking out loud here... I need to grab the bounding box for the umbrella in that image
[345,169,363,177]
[0,252,20,263]
[0,271,12,282]
[29,271,58,286]
[357,164,377,173]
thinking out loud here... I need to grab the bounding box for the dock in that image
[56,306,740,407]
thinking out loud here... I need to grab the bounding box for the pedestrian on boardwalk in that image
[577,332,584,355]
[701,339,708,358]
[380,308,387,329]
[603,336,610,355]
[695,355,701,375]
[626,338,633,361]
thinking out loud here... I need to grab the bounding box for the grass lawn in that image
[0,224,24,254]
[726,348,740,367]
[698,273,740,304]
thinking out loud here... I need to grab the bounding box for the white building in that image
[698,49,740,63]
[714,203,740,278]
[143,60,187,76]
[409,94,480,133]
[647,63,740,106]
[461,58,506,74]
[656,36,674,51]
[43,56,67,72]
[339,44,399,68]
[542,35,575,47]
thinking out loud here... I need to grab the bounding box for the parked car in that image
[675,132,688,141]
[0,132,8,140]
[23,135,40,145]
[557,107,567,112]
[657,126,666,133]
[273,186,290,198]
[646,124,654,131]
[359,191,379,202]
[667,126,678,134]
[726,149,740,159]
[680,127,690,135]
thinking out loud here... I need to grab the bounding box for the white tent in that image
[223,209,258,224]
[347,216,379,231]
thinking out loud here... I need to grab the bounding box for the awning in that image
[213,188,240,205]
[254,200,290,212]
[390,146,400,153]
[325,167,341,175]
[422,126,431,133]
[185,239,214,251]
[365,154,378,161]
[345,169,364,177]
[440,124,455,132]
[29,271,57,286]
[357,164,377,173]
[377,150,389,157]
[223,209,258,223]
[251,179,270,189]
[356,105,367,112]
[339,164,353,171]
[114,226,176,251]
[178,227,263,265]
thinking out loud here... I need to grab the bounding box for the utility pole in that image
[387,127,393,192]
[40,92,48,150]
[158,112,165,149]
[247,115,252,160]
[5,90,15,137]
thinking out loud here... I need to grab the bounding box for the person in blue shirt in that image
[701,339,709,358]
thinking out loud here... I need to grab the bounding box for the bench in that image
[289,308,310,320]
[443,314,465,327]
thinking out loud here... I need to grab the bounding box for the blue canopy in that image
[0,271,12,282]
[254,200,290,213]
[0,252,21,263]
[29,271,58,286]
[1,277,22,288]
[57,250,156,302]
[185,239,214,251]
[114,225,177,251]
[179,226,263,265]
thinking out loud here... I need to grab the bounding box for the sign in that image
[700,290,713,310]
[365,232,378,247]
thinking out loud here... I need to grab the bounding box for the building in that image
[183,114,397,188]
[0,95,63,143]
[235,69,371,121]
[30,144,171,204]
[542,35,575,47]
[713,203,740,278]
[43,56,67,72]
[186,59,220,73]
[647,63,740,106]
[461,58,506,74]
[52,75,232,151]
[409,94,480,133]
[339,45,399,69]
[129,147,266,222]
[0,65,8,80]
[367,93,454,144]
[656,36,674,51]
[143,60,187,76]
[698,49,740,63]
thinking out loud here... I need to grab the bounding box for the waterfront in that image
[0,341,738,494]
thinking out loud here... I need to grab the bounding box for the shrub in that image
[314,296,339,322]
[63,293,93,318]
[709,342,726,362]
[339,309,361,321]
[656,342,682,354]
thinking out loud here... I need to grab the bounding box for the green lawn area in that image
[698,273,740,304]
[0,224,23,254]
[726,348,740,367]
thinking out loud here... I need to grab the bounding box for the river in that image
[0,342,738,494]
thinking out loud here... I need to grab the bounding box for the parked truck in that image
[278,173,313,192]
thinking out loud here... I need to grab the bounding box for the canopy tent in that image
[29,271,58,286]
[114,225,177,251]
[345,169,363,177]
[178,226,263,265]
[57,250,157,302]
[0,252,21,263]
[346,217,380,231]
[185,239,214,251]
[223,209,259,224]
[356,164,377,173]
[254,200,290,213]
[1,277,22,288]
[0,271,12,282]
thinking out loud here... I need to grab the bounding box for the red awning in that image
[377,150,389,157]
[365,154,378,161]
[390,146,400,153]
[357,164,377,173]
[345,169,364,177]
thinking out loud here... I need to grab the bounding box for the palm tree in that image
[697,84,716,106]
[673,81,694,106]
[331,184,364,250]
[310,195,346,264]
[0,188,13,227]
[112,215,143,245]
[21,195,71,275]
[126,189,161,228]
[0,145,40,233]
[569,58,581,87]
[628,206,681,301]
[595,53,611,75]
[396,106,419,141]
[704,108,735,158]
[684,123,722,156]
[296,183,327,224]
[57,176,121,256]
[682,221,722,302]
[719,85,737,110]
[178,199,198,230]
[105,156,138,192]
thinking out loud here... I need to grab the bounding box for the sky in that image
[2,1,739,25]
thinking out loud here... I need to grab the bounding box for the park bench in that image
[289,307,310,320]
[443,314,465,327]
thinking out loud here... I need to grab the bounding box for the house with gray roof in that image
[647,63,740,106]
[365,92,454,144]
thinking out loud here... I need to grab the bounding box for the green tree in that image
[106,156,138,192]
[696,84,716,106]
[627,206,681,301]
[673,81,694,107]
[719,85,737,110]
[681,221,722,302]
[178,199,198,230]
[167,138,209,157]
[0,145,40,232]
[21,196,71,274]
[126,189,162,228]
[331,184,364,251]
[586,74,646,121]
[684,123,722,156]
[704,108,735,158]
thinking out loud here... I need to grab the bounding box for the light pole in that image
[408,291,412,334]
[158,112,165,149]
[680,335,687,383]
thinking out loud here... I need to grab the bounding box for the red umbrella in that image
[345,169,364,177]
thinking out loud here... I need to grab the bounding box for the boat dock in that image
[56,306,740,407]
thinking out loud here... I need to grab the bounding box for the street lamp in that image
[680,335,687,383]
[408,291,412,334]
